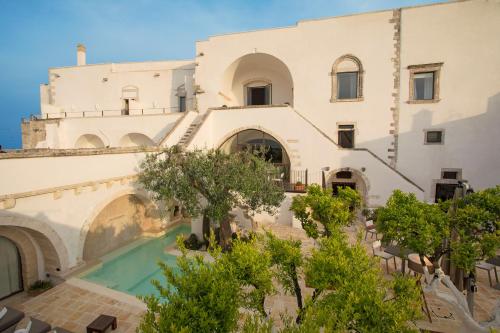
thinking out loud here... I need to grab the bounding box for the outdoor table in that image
[385,245,413,274]
[486,255,500,290]
[86,315,117,333]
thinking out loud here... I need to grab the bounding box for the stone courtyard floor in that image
[2,221,499,332]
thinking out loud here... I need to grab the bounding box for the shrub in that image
[183,233,203,250]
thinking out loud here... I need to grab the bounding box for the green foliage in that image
[220,236,274,316]
[376,190,449,262]
[139,146,285,227]
[377,187,500,277]
[265,232,303,298]
[290,184,360,238]
[303,234,421,333]
[451,190,500,273]
[28,279,53,291]
[139,235,241,333]
[183,233,204,250]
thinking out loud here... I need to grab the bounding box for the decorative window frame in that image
[330,54,364,103]
[440,168,462,180]
[423,128,445,145]
[407,63,443,104]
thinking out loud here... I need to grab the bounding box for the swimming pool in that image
[81,224,191,298]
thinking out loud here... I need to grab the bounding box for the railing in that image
[28,107,184,121]
[271,168,309,193]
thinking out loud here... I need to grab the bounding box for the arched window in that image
[331,55,364,102]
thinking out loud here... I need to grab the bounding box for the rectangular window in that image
[442,171,458,180]
[179,96,186,112]
[413,72,434,100]
[338,124,355,148]
[337,72,358,99]
[425,130,443,144]
[247,85,271,106]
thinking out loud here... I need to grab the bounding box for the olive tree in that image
[139,146,285,247]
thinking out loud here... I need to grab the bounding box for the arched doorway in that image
[327,168,369,204]
[0,236,23,299]
[219,129,294,186]
[82,194,162,261]
[221,53,294,107]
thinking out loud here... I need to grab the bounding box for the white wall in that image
[43,60,195,116]
[397,1,500,200]
[37,113,183,149]
[189,106,424,207]
[195,9,396,161]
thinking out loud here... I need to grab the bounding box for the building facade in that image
[0,0,499,297]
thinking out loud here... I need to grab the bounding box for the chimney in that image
[77,43,86,66]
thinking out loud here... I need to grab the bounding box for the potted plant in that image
[27,279,53,297]
[294,181,305,191]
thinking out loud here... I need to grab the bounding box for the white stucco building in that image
[1,0,499,299]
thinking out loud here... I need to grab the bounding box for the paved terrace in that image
[2,221,498,332]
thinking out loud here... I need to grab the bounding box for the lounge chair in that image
[0,307,24,333]
[14,318,51,333]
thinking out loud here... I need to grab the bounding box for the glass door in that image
[0,236,23,299]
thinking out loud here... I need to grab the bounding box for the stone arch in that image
[330,54,364,102]
[80,190,163,262]
[0,230,36,294]
[119,133,156,147]
[216,126,295,167]
[75,134,105,149]
[326,167,370,205]
[0,214,69,272]
[221,53,294,107]
[0,214,70,288]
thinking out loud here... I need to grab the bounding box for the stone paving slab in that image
[12,283,144,333]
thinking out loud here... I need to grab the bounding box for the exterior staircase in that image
[177,112,211,149]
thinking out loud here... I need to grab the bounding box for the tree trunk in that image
[219,216,233,250]
[202,211,211,244]
[292,265,304,324]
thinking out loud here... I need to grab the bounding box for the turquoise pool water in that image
[81,224,190,298]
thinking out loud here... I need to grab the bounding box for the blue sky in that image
[0,0,442,148]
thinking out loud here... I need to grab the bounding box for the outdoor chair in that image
[0,307,24,333]
[364,220,378,240]
[372,240,397,274]
[476,261,499,287]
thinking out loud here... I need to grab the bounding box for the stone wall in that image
[82,194,162,261]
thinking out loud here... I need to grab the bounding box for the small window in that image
[179,96,186,112]
[337,72,358,99]
[338,124,355,149]
[425,130,443,144]
[247,85,271,106]
[408,63,443,103]
[413,72,434,100]
[442,171,458,180]
[336,171,352,179]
